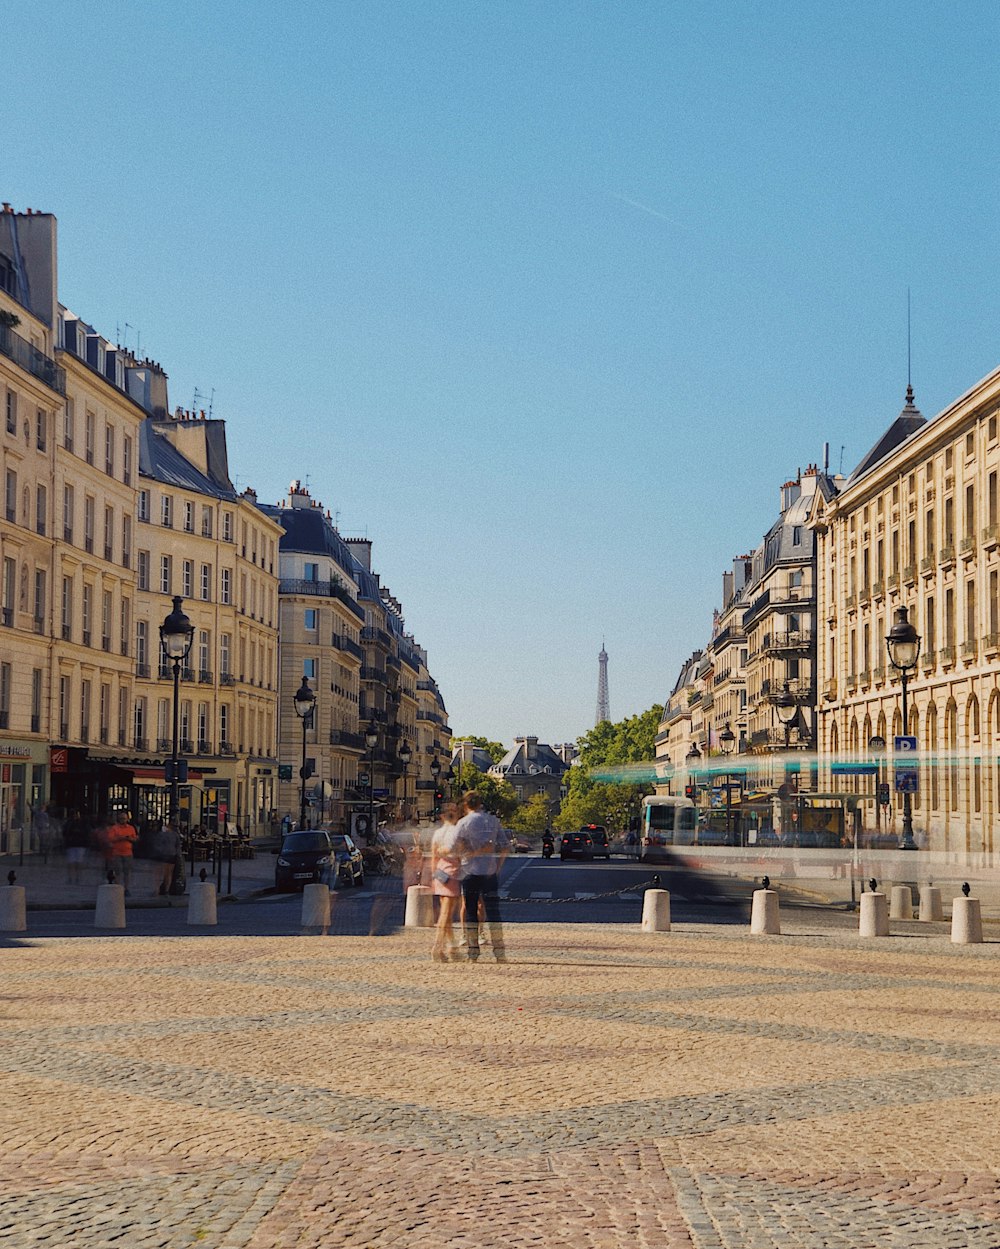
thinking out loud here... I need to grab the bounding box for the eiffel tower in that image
[596,643,610,726]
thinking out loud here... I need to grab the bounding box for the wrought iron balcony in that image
[0,324,65,394]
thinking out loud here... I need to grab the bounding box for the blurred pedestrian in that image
[62,809,90,884]
[430,803,463,962]
[444,791,509,963]
[107,811,138,893]
[150,820,181,896]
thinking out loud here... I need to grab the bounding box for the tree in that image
[509,792,552,834]
[556,705,664,833]
[452,764,518,822]
[451,735,507,764]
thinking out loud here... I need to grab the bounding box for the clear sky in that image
[5,1,998,746]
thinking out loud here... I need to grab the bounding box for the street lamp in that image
[293,676,315,831]
[719,721,736,845]
[775,681,798,749]
[159,596,194,831]
[886,605,921,850]
[430,756,441,819]
[364,719,379,846]
[398,739,412,822]
[445,765,456,799]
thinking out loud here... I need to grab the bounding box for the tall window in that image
[134,697,146,748]
[136,620,148,670]
[104,424,115,476]
[966,579,976,645]
[61,576,72,640]
[31,668,42,733]
[182,559,194,598]
[6,388,17,434]
[966,483,976,540]
[222,511,233,542]
[137,550,150,591]
[33,569,45,628]
[82,584,92,646]
[160,555,172,594]
[0,662,13,729]
[5,469,16,522]
[83,496,95,553]
[99,683,110,743]
[122,434,132,485]
[0,559,12,625]
[36,408,46,451]
[220,568,231,604]
[63,398,74,451]
[183,501,194,533]
[201,506,213,538]
[120,597,130,657]
[220,633,230,676]
[118,687,128,746]
[198,629,210,676]
[35,484,46,536]
[85,411,95,465]
[104,506,114,561]
[200,563,211,600]
[161,494,173,527]
[101,590,112,651]
[220,703,229,745]
[80,680,91,740]
[63,484,74,542]
[59,675,70,739]
[138,489,150,522]
[197,702,209,749]
[121,515,132,569]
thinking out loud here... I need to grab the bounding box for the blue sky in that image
[5,1,998,745]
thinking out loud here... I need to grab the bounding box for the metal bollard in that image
[94,882,126,929]
[919,885,943,922]
[301,882,331,929]
[750,889,781,935]
[859,891,890,937]
[404,884,435,927]
[641,888,671,932]
[889,885,913,920]
[187,880,218,925]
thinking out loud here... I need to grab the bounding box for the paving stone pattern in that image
[2,924,1000,1246]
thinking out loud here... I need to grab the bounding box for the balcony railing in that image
[220,671,235,685]
[219,742,235,755]
[920,649,935,670]
[920,556,935,575]
[902,563,916,583]
[940,545,956,567]
[887,572,900,589]
[157,737,172,752]
[983,523,999,550]
[961,639,978,659]
[0,325,66,394]
[960,536,976,559]
[361,666,387,682]
[329,729,363,749]
[198,669,213,683]
[984,633,1000,653]
[134,735,148,751]
[939,644,956,667]
[136,663,150,679]
[332,634,364,660]
[824,679,837,700]
[762,629,813,653]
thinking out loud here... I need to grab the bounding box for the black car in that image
[583,825,611,859]
[274,830,336,891]
[559,831,595,861]
[328,832,365,887]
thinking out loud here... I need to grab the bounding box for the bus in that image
[641,794,697,859]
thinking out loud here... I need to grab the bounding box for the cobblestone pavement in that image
[3,923,1000,1247]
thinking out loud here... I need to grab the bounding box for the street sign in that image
[868,735,886,753]
[831,762,878,775]
[894,771,918,793]
[894,735,918,754]
[877,782,891,805]
[359,772,371,787]
[373,787,390,798]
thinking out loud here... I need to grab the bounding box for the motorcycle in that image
[541,836,554,860]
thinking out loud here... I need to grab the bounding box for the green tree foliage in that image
[555,705,664,833]
[451,735,507,764]
[452,764,518,822]
[509,791,552,834]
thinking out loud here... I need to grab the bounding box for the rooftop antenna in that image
[839,445,845,475]
[123,322,134,351]
[192,387,215,417]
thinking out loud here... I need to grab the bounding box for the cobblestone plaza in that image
[2,922,1000,1247]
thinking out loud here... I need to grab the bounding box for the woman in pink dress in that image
[430,803,463,962]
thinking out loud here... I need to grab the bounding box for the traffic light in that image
[278,764,292,782]
[684,785,695,799]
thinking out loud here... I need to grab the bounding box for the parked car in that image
[274,830,336,891]
[328,832,365,887]
[559,831,595,861]
[583,825,611,859]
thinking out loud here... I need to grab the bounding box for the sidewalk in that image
[3,921,1000,1247]
[0,848,277,908]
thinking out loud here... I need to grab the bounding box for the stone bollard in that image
[641,888,671,933]
[859,891,890,937]
[187,880,218,926]
[301,882,331,929]
[404,884,435,928]
[889,885,913,921]
[0,885,26,931]
[750,889,781,935]
[951,895,983,944]
[919,885,944,922]
[94,882,126,929]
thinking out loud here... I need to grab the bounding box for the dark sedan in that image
[274,830,336,891]
[559,831,595,861]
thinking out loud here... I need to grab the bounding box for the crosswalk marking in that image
[574,891,596,900]
[529,891,552,899]
[620,893,641,901]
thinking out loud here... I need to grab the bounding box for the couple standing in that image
[430,791,508,963]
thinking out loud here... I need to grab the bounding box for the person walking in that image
[62,809,90,884]
[107,811,138,893]
[445,791,509,963]
[429,803,463,962]
[150,820,181,897]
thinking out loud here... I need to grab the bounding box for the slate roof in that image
[139,421,237,498]
[848,386,927,484]
[259,504,357,576]
[493,741,569,777]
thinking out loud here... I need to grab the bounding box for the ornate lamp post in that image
[293,677,315,830]
[398,739,412,821]
[719,720,736,844]
[775,681,798,750]
[159,596,194,830]
[430,756,441,818]
[886,605,921,850]
[445,765,456,799]
[364,719,378,846]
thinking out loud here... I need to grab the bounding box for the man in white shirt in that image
[440,791,509,962]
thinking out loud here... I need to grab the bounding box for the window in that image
[990,414,998,443]
[121,515,132,569]
[5,469,16,522]
[220,633,231,676]
[122,434,132,485]
[198,630,210,676]
[222,511,233,542]
[59,675,70,739]
[991,571,999,636]
[220,568,231,604]
[944,587,955,648]
[305,608,317,631]
[85,411,95,465]
[104,424,115,476]
[118,687,128,746]
[80,680,91,740]
[966,431,975,458]
[160,555,172,594]
[6,388,17,435]
[101,590,112,651]
[83,496,95,554]
[1,558,14,625]
[200,563,211,601]
[63,398,74,451]
[220,703,229,745]
[792,526,802,545]
[35,484,46,536]
[967,579,976,643]
[197,702,209,749]
[990,472,998,530]
[61,575,73,641]
[100,683,110,742]
[104,506,114,561]
[137,550,150,591]
[31,669,42,734]
[183,500,194,533]
[304,561,319,582]
[182,559,194,598]
[61,484,74,543]
[136,620,148,669]
[133,697,146,748]
[82,583,92,646]
[36,408,46,451]
[161,494,173,528]
[33,569,45,627]
[138,489,150,522]
[201,506,213,538]
[303,658,316,679]
[120,596,130,657]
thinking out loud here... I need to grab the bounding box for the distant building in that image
[489,736,570,806]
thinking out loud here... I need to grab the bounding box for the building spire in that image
[596,642,610,726]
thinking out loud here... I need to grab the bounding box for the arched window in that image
[926,703,939,812]
[945,699,958,813]
[968,695,981,815]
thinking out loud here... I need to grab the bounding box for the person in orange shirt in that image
[107,811,138,893]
